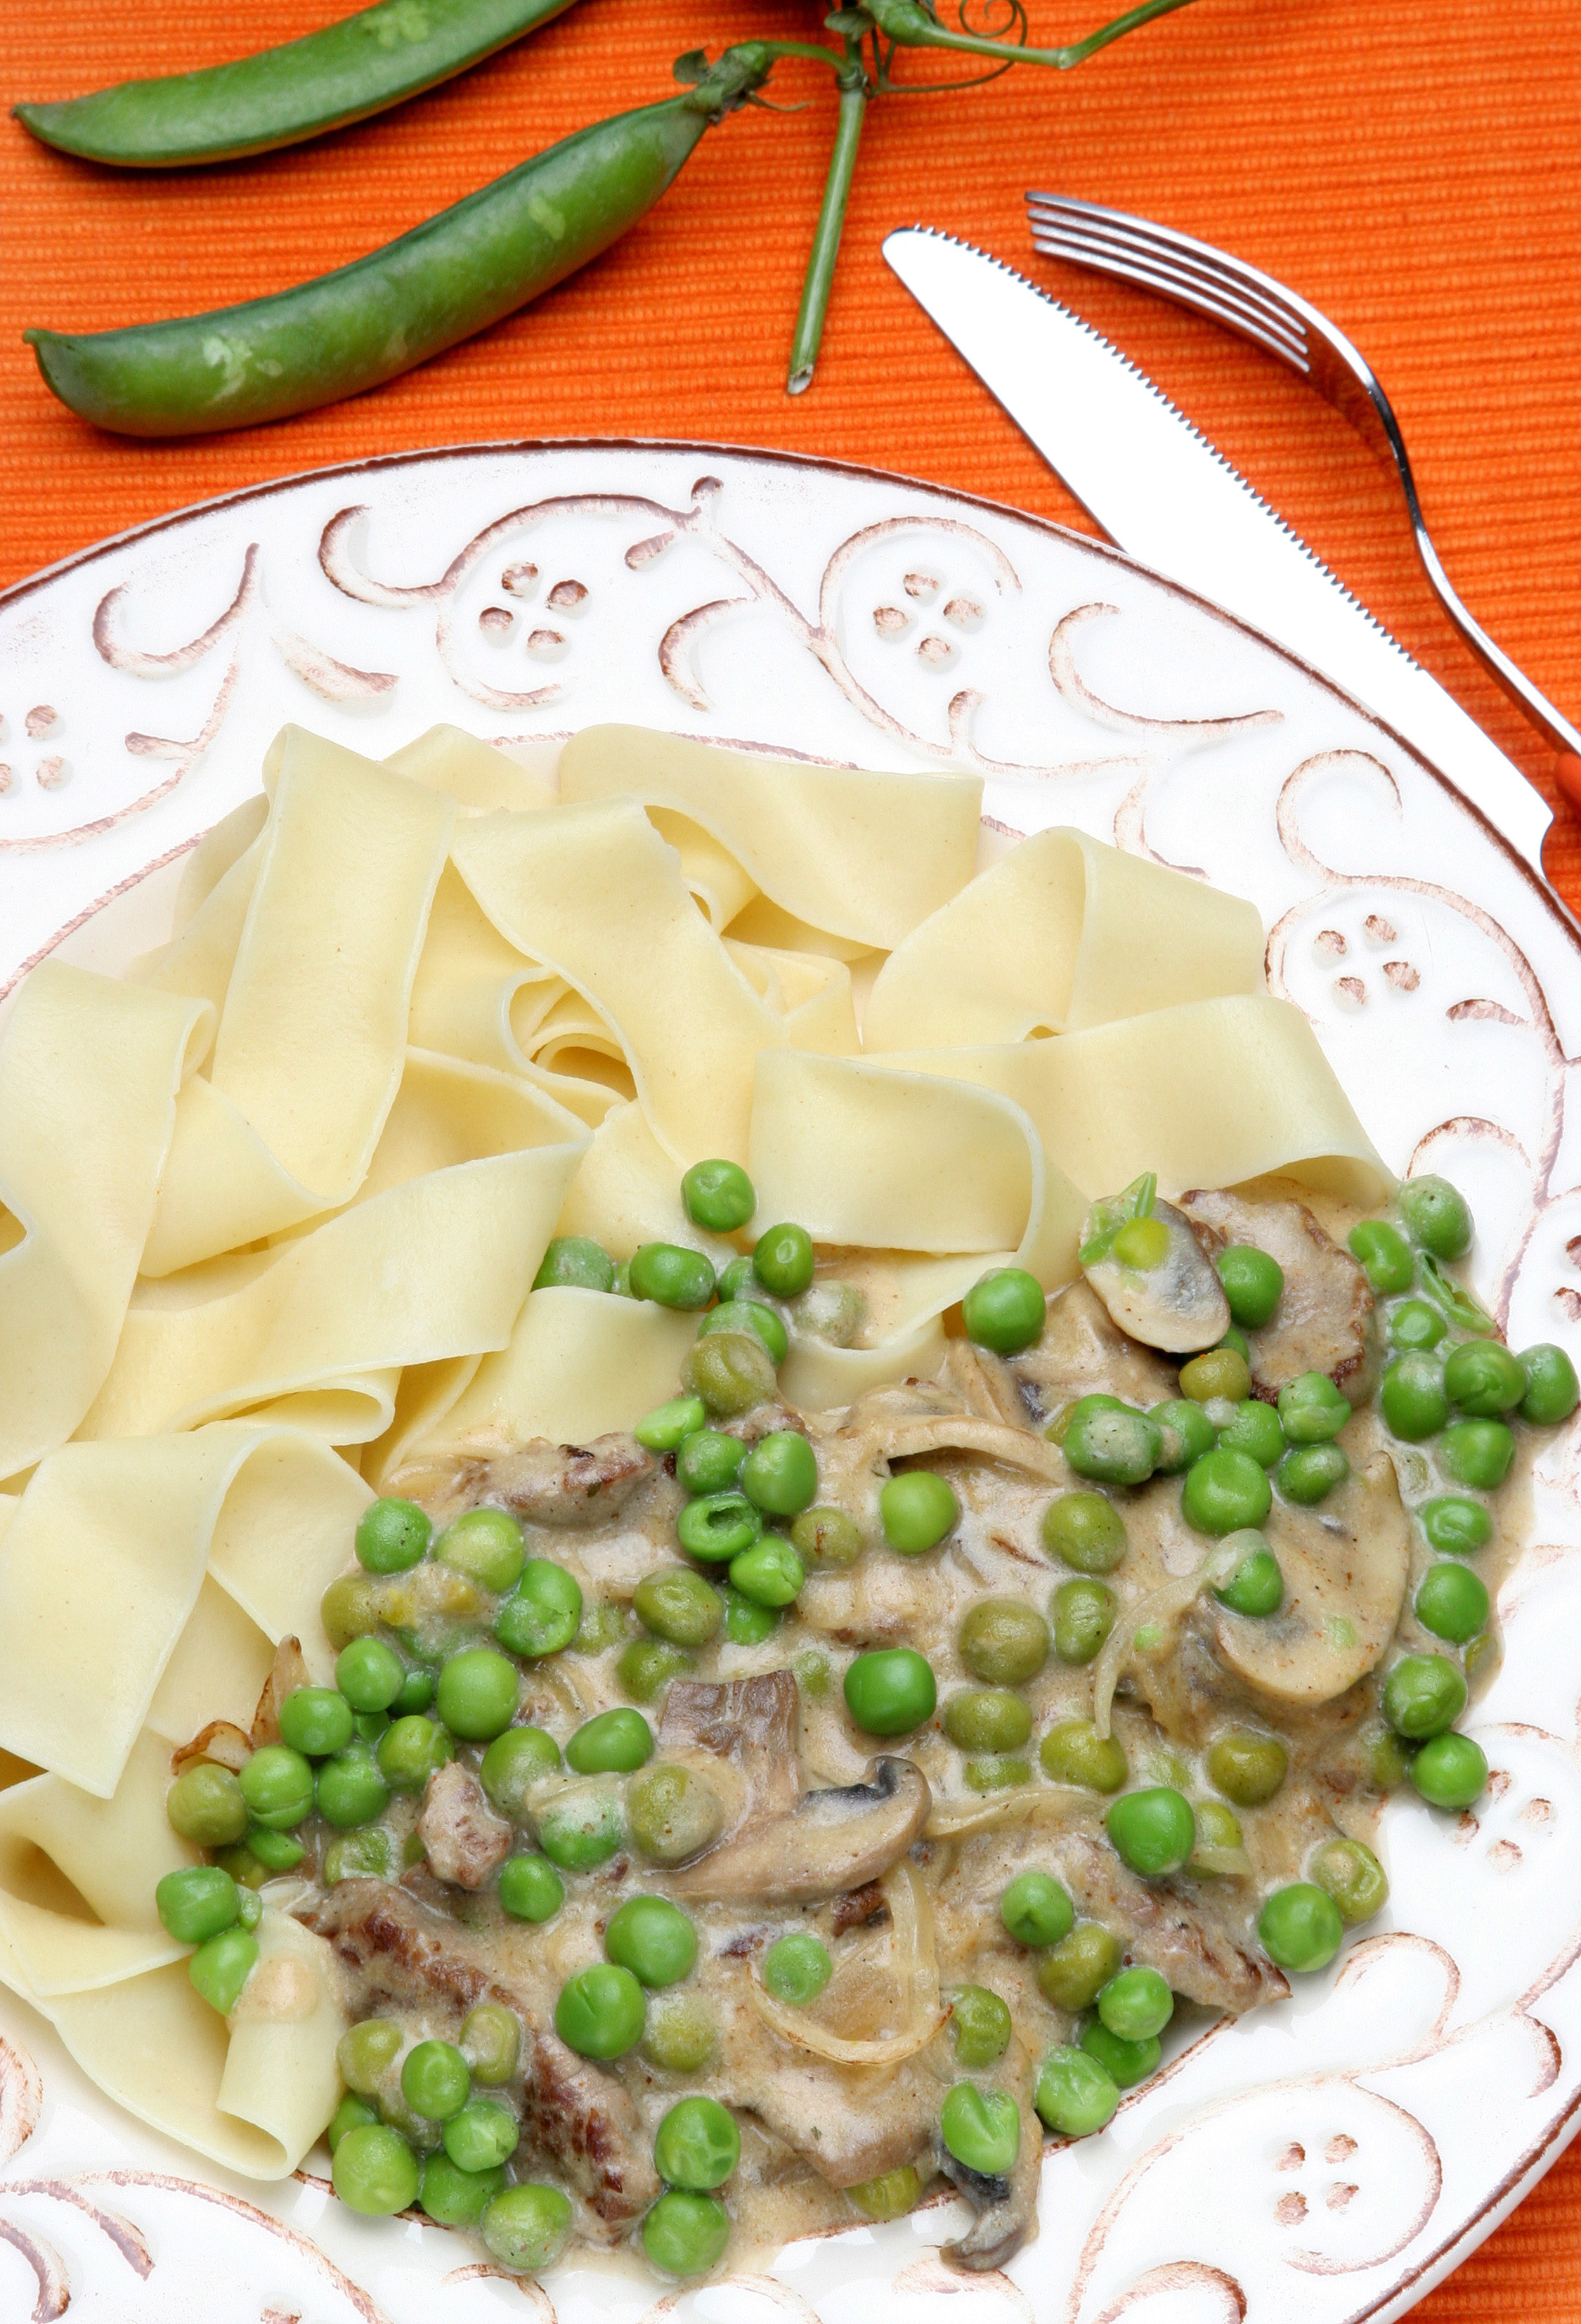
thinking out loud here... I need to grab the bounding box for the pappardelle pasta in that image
[0,722,1566,2279]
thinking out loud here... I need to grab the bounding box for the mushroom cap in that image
[669,1755,931,1904]
[1180,1187,1379,1406]
[1081,1199,1230,1356]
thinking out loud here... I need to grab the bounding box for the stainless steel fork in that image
[1024,190,1581,763]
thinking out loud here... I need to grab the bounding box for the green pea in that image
[790,1505,862,1566]
[753,1221,814,1299]
[566,1707,653,1774]
[1443,1339,1527,1418]
[791,1644,828,1693]
[355,1496,432,1575]
[611,1261,634,1299]
[635,1395,708,1452]
[1212,1533,1284,1616]
[247,1825,306,1872]
[627,1765,724,1866]
[880,1470,959,1554]
[1178,1347,1252,1403]
[963,1755,1030,1791]
[642,2188,730,2278]
[959,1600,1050,1688]
[642,1993,719,2072]
[618,1640,694,1701]
[393,1665,436,1715]
[277,1687,353,1759]
[339,2015,402,2093]
[401,2037,469,2121]
[1149,1398,1217,1473]
[1277,1443,1350,1505]
[1380,1353,1449,1441]
[635,1568,723,1647]
[498,1852,564,1920]
[481,1725,561,1818]
[155,1866,240,1945]
[333,2122,419,2216]
[1398,1175,1473,1259]
[842,1647,936,1736]
[762,1930,832,2004]
[728,1537,805,1608]
[461,2001,521,2085]
[320,1572,379,1648]
[847,2165,925,2221]
[434,1507,526,1593]
[1440,1418,1515,1488]
[1042,1491,1127,1573]
[1218,1325,1252,1361]
[940,2084,1020,2177]
[681,1329,776,1417]
[1190,1798,1244,1866]
[1097,1965,1172,2041]
[535,1234,618,1294]
[420,2151,505,2226]
[1310,1836,1388,1924]
[1415,1560,1489,1644]
[1182,1447,1272,1535]
[1519,1343,1580,1427]
[188,1925,258,2015]
[1258,1881,1343,1972]
[239,1744,315,1830]
[1046,1391,1121,1446]
[713,1254,755,1303]
[329,2093,379,2155]
[1466,1631,1500,1687]
[1277,1371,1351,1443]
[377,1714,454,1793]
[738,1432,817,1521]
[1349,1219,1415,1294]
[962,1266,1046,1354]
[1384,1652,1467,1739]
[1390,1299,1447,1352]
[317,1747,391,1829]
[336,1636,405,1714]
[1106,1786,1195,1876]
[436,1647,519,1741]
[1037,1923,1122,2010]
[606,1895,697,1988]
[698,1299,789,1367]
[946,1983,1012,2067]
[351,1711,390,1746]
[653,2094,739,2190]
[676,1429,746,1496]
[1064,1402,1162,1486]
[1421,1495,1492,1556]
[1035,2044,1120,2136]
[680,1157,755,1233]
[1411,1730,1488,1809]
[438,2099,518,2174]
[945,1689,1032,1753]
[1217,1245,1284,1330]
[1207,1728,1287,1805]
[630,1242,717,1309]
[999,1867,1074,1947]
[1079,2018,1159,2088]
[482,2182,573,2274]
[494,1559,583,1658]
[677,1490,762,1563]
[556,1962,646,2060]
[166,1763,249,1848]
[323,1826,399,1883]
[1052,1578,1117,1664]
[1214,1398,1284,1470]
[1039,1718,1128,1792]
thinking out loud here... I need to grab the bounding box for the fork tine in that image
[1027,212,1308,359]
[1026,193,1313,361]
[1027,225,1310,375]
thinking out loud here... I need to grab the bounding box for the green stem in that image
[866,0,1195,70]
[786,66,868,394]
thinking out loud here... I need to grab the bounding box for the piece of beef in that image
[417,1762,511,1890]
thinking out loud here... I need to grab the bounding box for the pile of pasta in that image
[0,722,1388,2186]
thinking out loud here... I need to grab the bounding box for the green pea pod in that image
[13,0,585,169]
[25,45,773,437]
[1417,1254,1497,1339]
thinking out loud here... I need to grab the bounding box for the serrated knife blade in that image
[883,226,1551,875]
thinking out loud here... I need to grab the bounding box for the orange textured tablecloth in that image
[2,0,1581,2309]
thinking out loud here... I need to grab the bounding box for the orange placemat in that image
[2,0,1581,2310]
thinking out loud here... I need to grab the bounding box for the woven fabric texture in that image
[1,0,1580,2308]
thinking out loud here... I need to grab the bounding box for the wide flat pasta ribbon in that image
[0,1424,369,1795]
[384,722,559,812]
[559,725,982,948]
[863,826,1265,1051]
[0,962,212,1484]
[430,1285,701,1456]
[451,796,785,1164]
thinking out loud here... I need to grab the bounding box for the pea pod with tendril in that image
[13,0,587,169]
[25,44,800,437]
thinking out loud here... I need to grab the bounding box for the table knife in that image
[883,226,1551,877]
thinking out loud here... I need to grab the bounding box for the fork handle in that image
[1407,514,1581,760]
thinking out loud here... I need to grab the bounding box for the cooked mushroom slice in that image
[671,1756,931,1905]
[937,2056,1042,2273]
[391,1432,665,1531]
[658,1673,800,1824]
[1055,1831,1286,2011]
[1081,1196,1230,1355]
[1010,1278,1180,1422]
[1180,1187,1379,1406]
[1209,1455,1410,1706]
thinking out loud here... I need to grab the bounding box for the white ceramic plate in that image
[3,439,1580,2324]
